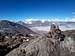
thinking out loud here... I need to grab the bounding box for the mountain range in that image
[17,21,75,31]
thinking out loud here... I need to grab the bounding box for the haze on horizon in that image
[0,0,75,22]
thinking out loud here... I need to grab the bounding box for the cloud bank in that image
[23,16,75,22]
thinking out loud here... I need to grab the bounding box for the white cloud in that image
[23,16,75,22]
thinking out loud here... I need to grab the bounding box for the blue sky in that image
[0,0,75,21]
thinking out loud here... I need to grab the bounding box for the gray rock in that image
[6,24,71,56]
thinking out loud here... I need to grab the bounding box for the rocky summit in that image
[5,23,73,56]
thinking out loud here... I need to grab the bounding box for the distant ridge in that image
[0,20,35,36]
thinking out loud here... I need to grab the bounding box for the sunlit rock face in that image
[50,23,59,30]
[49,23,65,41]
[63,37,75,52]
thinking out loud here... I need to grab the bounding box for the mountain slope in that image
[0,20,34,36]
[17,21,29,27]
